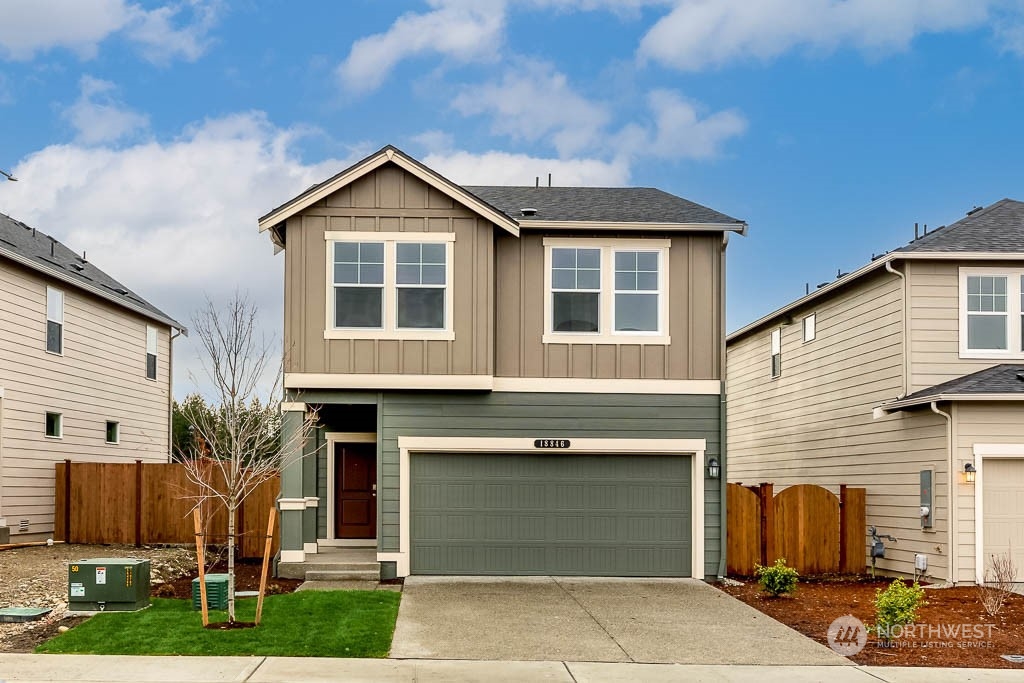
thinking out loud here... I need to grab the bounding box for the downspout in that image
[930,401,956,585]
[718,233,729,580]
[168,327,181,463]
[885,260,909,398]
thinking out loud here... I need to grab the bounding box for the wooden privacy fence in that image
[54,460,279,559]
[727,482,866,576]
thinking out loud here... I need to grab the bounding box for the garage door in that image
[410,453,691,576]
[982,458,1024,583]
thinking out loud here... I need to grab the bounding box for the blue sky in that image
[1,1,1023,396]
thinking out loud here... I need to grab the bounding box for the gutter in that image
[878,392,1024,413]
[930,401,956,585]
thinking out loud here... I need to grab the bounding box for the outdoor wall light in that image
[707,457,720,479]
[964,462,976,484]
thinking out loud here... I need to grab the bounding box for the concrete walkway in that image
[390,576,847,665]
[1,655,1022,682]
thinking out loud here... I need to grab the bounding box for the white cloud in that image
[423,149,629,186]
[0,0,221,63]
[452,60,610,157]
[638,0,993,71]
[62,75,150,144]
[337,0,506,94]
[0,112,350,398]
[618,89,747,160]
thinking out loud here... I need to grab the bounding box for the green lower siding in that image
[379,391,722,578]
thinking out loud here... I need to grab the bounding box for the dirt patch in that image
[720,577,1024,669]
[158,559,302,600]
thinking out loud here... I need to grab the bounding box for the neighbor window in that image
[803,313,816,342]
[770,328,782,378]
[326,233,453,339]
[960,269,1024,357]
[46,287,63,354]
[105,421,119,444]
[544,239,669,343]
[45,412,62,438]
[146,326,158,380]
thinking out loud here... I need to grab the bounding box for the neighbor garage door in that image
[410,453,691,576]
[982,458,1024,579]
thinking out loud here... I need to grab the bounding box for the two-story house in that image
[0,212,184,542]
[259,146,745,580]
[727,199,1024,586]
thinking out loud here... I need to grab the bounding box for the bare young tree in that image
[180,292,316,623]
[978,550,1018,617]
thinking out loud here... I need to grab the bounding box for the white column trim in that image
[280,550,305,563]
[280,401,307,413]
[396,436,707,579]
[971,443,1024,585]
[304,496,319,508]
[278,498,307,511]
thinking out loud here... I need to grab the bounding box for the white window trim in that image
[105,420,120,445]
[542,237,671,345]
[959,267,1024,359]
[324,232,455,341]
[46,286,64,356]
[802,313,816,343]
[45,412,62,439]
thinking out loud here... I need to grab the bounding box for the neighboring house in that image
[727,198,1024,585]
[0,213,184,542]
[259,145,745,580]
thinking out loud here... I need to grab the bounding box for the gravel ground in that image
[0,543,195,651]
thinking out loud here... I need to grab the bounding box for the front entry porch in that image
[277,546,381,581]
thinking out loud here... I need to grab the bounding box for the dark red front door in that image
[335,443,376,539]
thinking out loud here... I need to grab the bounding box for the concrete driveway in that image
[390,577,851,665]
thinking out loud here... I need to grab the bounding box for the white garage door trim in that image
[972,443,1024,585]
[380,437,707,577]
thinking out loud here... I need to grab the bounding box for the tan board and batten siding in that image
[284,165,494,376]
[727,270,950,579]
[0,260,170,537]
[284,162,723,381]
[495,232,721,379]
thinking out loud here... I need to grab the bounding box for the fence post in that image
[759,482,775,566]
[64,459,72,543]
[135,460,143,547]
[839,484,848,573]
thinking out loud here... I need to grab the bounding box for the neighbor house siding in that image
[906,260,1023,392]
[283,163,494,377]
[378,391,722,578]
[727,270,951,578]
[494,232,722,380]
[952,401,1024,583]
[0,260,170,537]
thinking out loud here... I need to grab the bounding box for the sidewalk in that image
[1,654,1021,683]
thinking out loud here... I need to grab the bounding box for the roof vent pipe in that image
[548,173,551,187]
[535,176,539,188]
[914,222,919,240]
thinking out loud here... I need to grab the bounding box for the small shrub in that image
[754,558,799,596]
[873,579,926,640]
[978,551,1018,617]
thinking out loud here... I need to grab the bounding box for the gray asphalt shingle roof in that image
[898,198,1024,253]
[0,212,183,330]
[462,185,745,226]
[900,364,1024,403]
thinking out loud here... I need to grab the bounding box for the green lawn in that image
[37,591,401,657]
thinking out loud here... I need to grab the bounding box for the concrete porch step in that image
[305,569,380,581]
[295,562,380,572]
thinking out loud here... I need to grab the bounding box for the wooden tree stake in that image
[255,506,276,625]
[193,507,209,627]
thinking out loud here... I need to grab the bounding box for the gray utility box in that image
[68,558,150,612]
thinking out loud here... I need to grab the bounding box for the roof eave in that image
[257,147,521,239]
[0,246,187,333]
[878,392,1024,412]
[519,219,747,233]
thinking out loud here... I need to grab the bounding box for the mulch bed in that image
[154,559,303,600]
[720,576,1024,669]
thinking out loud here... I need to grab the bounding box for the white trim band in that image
[280,550,305,563]
[303,542,319,554]
[278,498,307,511]
[280,402,307,413]
[285,373,493,390]
[492,378,720,394]
[304,497,320,508]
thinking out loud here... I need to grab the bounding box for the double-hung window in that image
[326,232,453,339]
[544,238,669,343]
[770,328,782,378]
[46,287,63,354]
[960,268,1024,357]
[145,325,158,380]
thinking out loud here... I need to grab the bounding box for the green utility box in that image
[68,558,150,612]
[192,573,229,610]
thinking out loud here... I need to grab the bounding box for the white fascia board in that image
[878,393,1024,412]
[522,220,747,235]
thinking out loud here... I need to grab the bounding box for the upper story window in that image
[543,238,670,345]
[325,232,454,340]
[770,328,782,378]
[45,411,62,438]
[802,313,816,343]
[146,326,158,380]
[46,287,63,354]
[960,268,1024,358]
